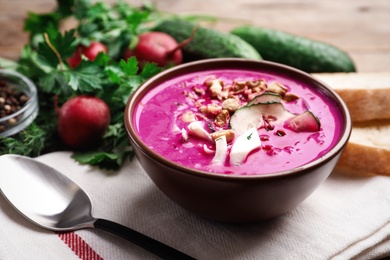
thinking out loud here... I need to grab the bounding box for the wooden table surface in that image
[0,0,389,73]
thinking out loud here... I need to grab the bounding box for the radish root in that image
[166,25,199,58]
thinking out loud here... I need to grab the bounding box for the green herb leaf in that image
[56,0,75,17]
[140,62,162,78]
[24,12,60,39]
[72,150,132,170]
[67,63,103,92]
[3,0,190,170]
[120,57,138,75]
[37,26,76,67]
[0,123,47,157]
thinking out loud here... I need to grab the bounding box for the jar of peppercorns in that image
[0,69,38,137]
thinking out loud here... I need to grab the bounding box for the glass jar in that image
[0,69,38,137]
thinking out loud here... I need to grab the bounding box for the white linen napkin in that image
[0,151,389,260]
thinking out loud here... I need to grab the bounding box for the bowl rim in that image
[124,58,352,181]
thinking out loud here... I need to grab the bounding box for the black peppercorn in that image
[0,79,30,132]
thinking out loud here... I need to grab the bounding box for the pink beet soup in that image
[133,69,344,175]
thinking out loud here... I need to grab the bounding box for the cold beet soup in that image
[133,69,344,175]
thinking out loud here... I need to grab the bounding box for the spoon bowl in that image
[0,154,194,259]
[0,154,94,230]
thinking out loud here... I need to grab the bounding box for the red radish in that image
[67,42,108,68]
[123,32,181,67]
[124,30,196,67]
[56,95,111,150]
[284,111,321,132]
[67,49,82,69]
[82,42,108,60]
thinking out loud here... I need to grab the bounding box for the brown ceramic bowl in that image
[124,58,351,223]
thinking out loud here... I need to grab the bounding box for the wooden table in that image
[0,0,389,72]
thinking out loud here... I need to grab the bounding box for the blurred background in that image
[0,0,389,72]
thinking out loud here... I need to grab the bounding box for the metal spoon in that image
[0,154,194,259]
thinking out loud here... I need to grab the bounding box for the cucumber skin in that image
[153,19,262,61]
[231,26,356,73]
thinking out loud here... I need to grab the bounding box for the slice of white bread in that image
[313,72,390,122]
[312,72,390,176]
[336,120,390,176]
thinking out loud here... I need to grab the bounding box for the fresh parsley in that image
[0,0,166,170]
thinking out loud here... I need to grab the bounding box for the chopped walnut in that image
[181,111,196,122]
[245,84,263,100]
[222,98,240,113]
[223,84,232,92]
[244,88,253,99]
[266,82,288,97]
[199,105,207,114]
[252,87,262,95]
[283,92,300,102]
[207,79,224,97]
[203,75,217,86]
[214,109,230,127]
[208,104,221,115]
[193,86,205,95]
[247,79,267,92]
[227,92,240,101]
[211,129,235,143]
[247,92,260,101]
[217,88,230,100]
[233,81,246,92]
[194,98,205,107]
[200,103,221,115]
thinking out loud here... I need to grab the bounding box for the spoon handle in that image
[94,219,195,259]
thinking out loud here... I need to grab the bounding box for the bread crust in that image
[336,142,390,176]
[313,73,390,175]
[313,72,390,122]
[335,88,390,122]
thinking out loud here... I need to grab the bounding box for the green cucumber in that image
[230,26,356,73]
[230,102,321,136]
[229,102,294,136]
[247,92,282,106]
[153,19,262,61]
